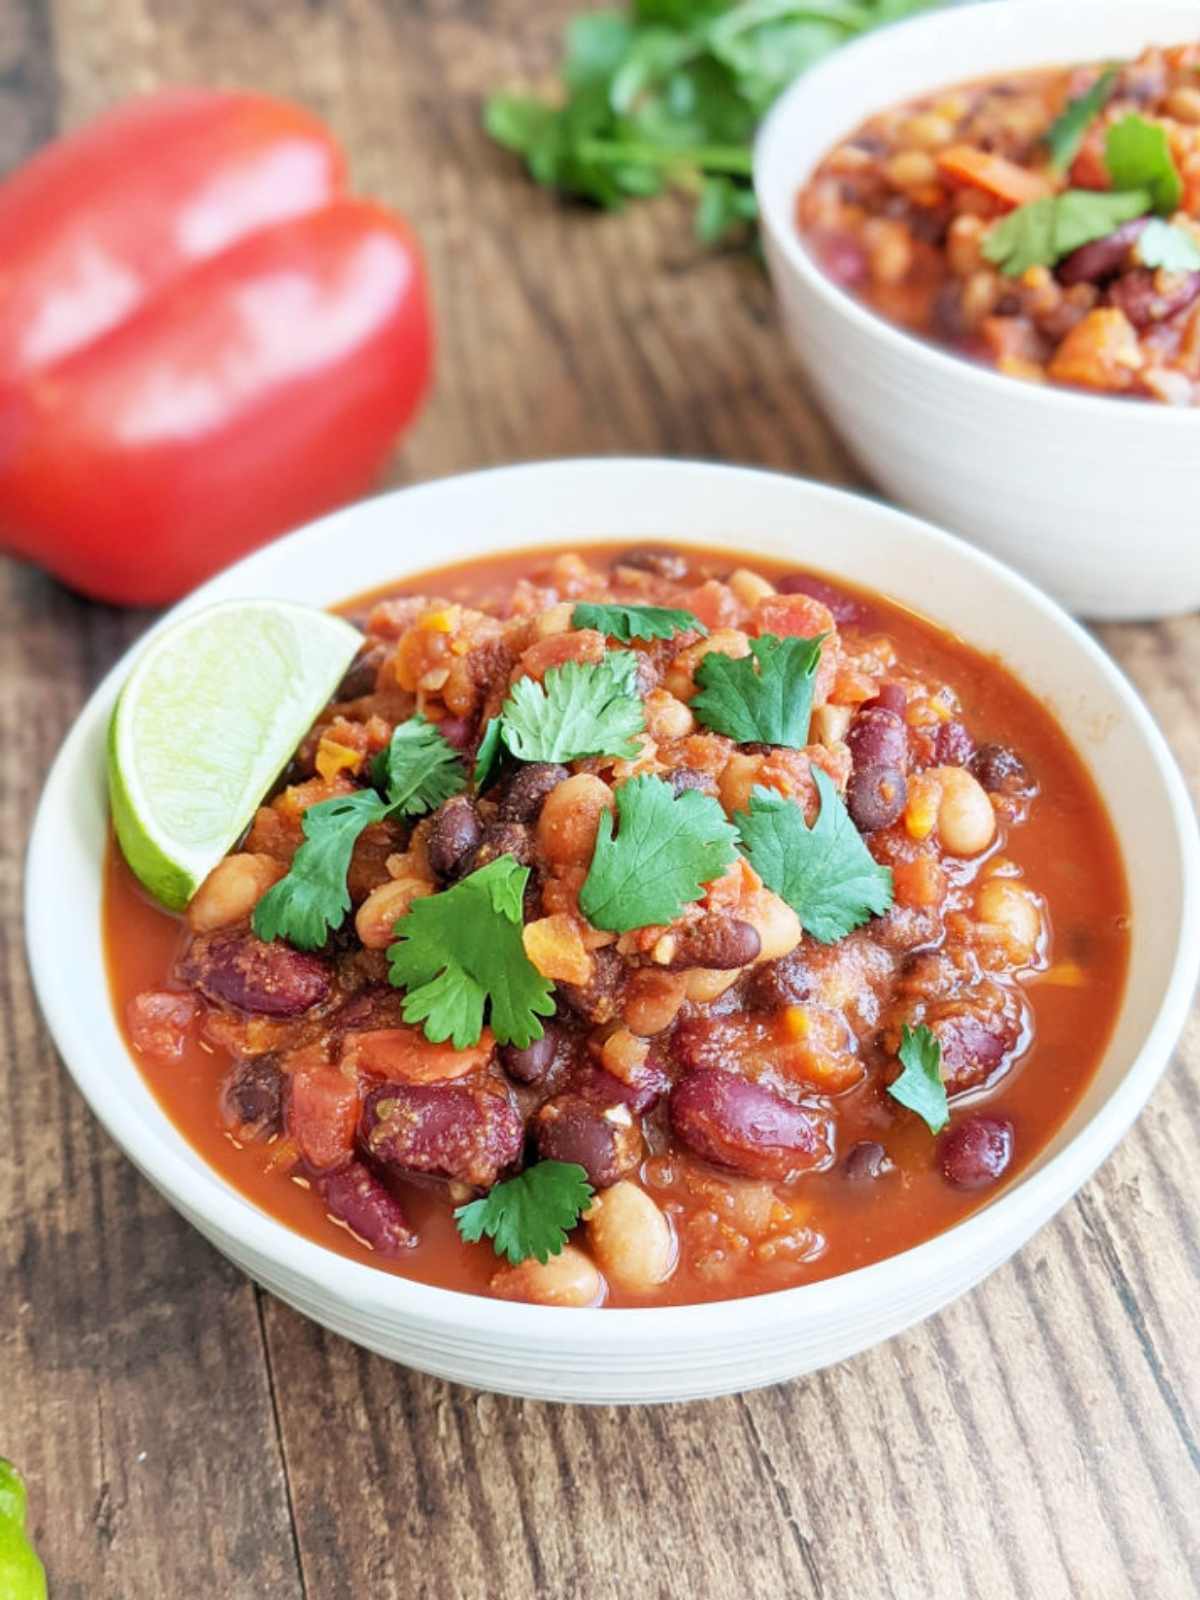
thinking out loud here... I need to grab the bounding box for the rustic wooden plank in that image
[4,0,1197,1596]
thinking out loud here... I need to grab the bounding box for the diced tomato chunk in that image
[126,990,198,1064]
[340,1026,493,1084]
[287,1065,360,1172]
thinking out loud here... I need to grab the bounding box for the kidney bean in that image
[939,1115,1014,1190]
[362,1081,524,1189]
[220,1057,284,1138]
[314,1160,417,1256]
[816,235,868,289]
[436,715,475,751]
[863,683,907,717]
[934,1008,1020,1095]
[335,643,386,701]
[847,763,907,833]
[669,1069,834,1180]
[660,915,761,971]
[1057,218,1147,286]
[177,928,331,1017]
[534,1092,643,1189]
[573,1059,670,1116]
[499,1025,559,1085]
[426,795,482,880]
[776,572,868,626]
[557,947,625,1025]
[746,951,814,1012]
[934,720,975,767]
[467,820,534,873]
[847,706,908,772]
[1108,267,1200,328]
[970,743,1035,797]
[668,766,717,797]
[496,762,568,823]
[619,545,689,582]
[843,1140,893,1182]
[331,983,407,1045]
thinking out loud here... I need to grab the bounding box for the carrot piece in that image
[937,145,1052,208]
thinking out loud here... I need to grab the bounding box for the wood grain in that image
[2,1,1196,1595]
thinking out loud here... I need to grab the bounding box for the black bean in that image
[619,545,689,582]
[746,951,813,1011]
[467,820,534,873]
[427,795,482,879]
[1057,218,1147,286]
[499,1026,560,1085]
[846,763,907,833]
[534,1092,643,1190]
[660,915,761,971]
[668,767,716,797]
[220,1057,284,1138]
[496,762,568,823]
[939,1115,1014,1190]
[934,720,975,767]
[843,1140,893,1181]
[970,743,1035,797]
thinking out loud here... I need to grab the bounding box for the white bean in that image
[586,1182,675,1293]
[933,765,996,856]
[490,1245,603,1307]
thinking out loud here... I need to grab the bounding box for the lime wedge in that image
[108,599,362,911]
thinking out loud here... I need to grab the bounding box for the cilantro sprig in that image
[886,1023,949,1134]
[387,855,555,1048]
[477,652,645,790]
[579,773,739,932]
[252,717,465,951]
[735,769,893,944]
[573,601,705,643]
[1106,114,1181,215]
[1045,66,1117,175]
[691,632,825,748]
[455,1160,595,1265]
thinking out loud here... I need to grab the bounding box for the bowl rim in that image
[753,0,1200,427]
[25,456,1200,1346]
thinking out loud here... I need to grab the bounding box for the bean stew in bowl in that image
[29,461,1199,1400]
[106,541,1128,1309]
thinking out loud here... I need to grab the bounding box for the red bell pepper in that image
[0,91,432,605]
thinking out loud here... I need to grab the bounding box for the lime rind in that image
[107,599,362,912]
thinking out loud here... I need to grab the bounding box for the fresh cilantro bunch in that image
[735,768,893,944]
[486,0,949,247]
[253,717,465,950]
[985,108,1200,277]
[455,1161,595,1264]
[387,856,555,1049]
[476,651,646,788]
[887,1022,948,1134]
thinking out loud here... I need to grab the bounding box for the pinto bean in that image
[537,773,614,866]
[496,762,569,822]
[619,545,689,581]
[970,743,1035,797]
[669,1069,834,1180]
[362,1081,523,1188]
[1057,218,1147,286]
[187,852,284,932]
[847,763,908,832]
[939,1115,1014,1189]
[1108,267,1200,328]
[426,795,483,880]
[315,1160,417,1256]
[534,1092,644,1189]
[776,572,868,625]
[491,1245,603,1307]
[355,875,433,948]
[586,1181,674,1293]
[177,928,331,1017]
[499,1025,561,1085]
[658,915,761,971]
[220,1057,284,1138]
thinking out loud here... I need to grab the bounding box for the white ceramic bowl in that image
[756,0,1200,622]
[26,460,1200,1403]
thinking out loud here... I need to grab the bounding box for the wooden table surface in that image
[3,3,1198,1596]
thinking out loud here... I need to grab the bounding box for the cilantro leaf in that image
[579,773,739,932]
[572,601,707,642]
[982,188,1151,277]
[387,855,555,1048]
[252,789,387,951]
[1045,66,1117,174]
[1106,114,1182,215]
[887,1023,949,1134]
[455,1161,595,1265]
[691,632,825,747]
[473,716,504,792]
[1136,217,1200,272]
[501,652,645,763]
[370,715,466,816]
[734,770,893,944]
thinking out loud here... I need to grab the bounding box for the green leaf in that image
[455,1161,595,1265]
[252,789,387,951]
[572,601,706,642]
[1106,114,1182,215]
[887,1022,949,1134]
[473,716,504,792]
[579,773,740,932]
[1045,66,1117,174]
[500,651,645,763]
[734,769,893,944]
[564,11,635,90]
[696,174,759,242]
[982,188,1151,277]
[691,631,825,746]
[1136,217,1200,272]
[387,856,555,1049]
[371,715,466,817]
